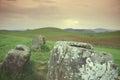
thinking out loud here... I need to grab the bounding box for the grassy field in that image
[0,27,120,48]
[0,27,120,80]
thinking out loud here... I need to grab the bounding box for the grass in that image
[0,34,32,62]
[0,27,119,48]
[1,27,120,38]
[0,27,120,79]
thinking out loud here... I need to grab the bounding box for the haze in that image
[0,0,120,30]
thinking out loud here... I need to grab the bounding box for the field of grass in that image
[0,27,120,80]
[0,27,120,48]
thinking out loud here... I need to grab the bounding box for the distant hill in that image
[65,28,117,33]
[65,28,94,33]
[0,27,76,38]
[0,27,120,48]
[0,27,120,38]
[92,28,114,33]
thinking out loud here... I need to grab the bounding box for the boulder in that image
[32,35,45,51]
[47,41,118,80]
[2,45,31,74]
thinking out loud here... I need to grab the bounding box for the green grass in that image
[1,27,120,38]
[0,27,75,38]
[0,34,32,62]
[0,27,119,49]
[0,28,120,79]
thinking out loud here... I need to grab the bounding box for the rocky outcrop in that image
[32,35,45,51]
[2,45,31,74]
[47,41,118,80]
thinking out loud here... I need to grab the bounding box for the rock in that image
[47,41,118,80]
[32,35,45,51]
[2,45,31,74]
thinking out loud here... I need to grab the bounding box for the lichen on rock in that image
[47,41,118,80]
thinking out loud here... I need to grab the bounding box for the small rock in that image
[2,45,31,74]
[32,35,45,51]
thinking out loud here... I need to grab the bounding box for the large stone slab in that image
[2,45,31,74]
[47,41,118,80]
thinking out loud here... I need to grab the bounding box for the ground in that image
[0,27,120,80]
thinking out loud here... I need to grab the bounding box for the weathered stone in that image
[32,35,45,51]
[47,41,118,80]
[2,45,31,74]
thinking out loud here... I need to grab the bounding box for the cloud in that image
[64,19,79,25]
[0,0,120,30]
[0,0,40,9]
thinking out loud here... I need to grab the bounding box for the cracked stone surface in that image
[2,45,31,74]
[47,41,118,80]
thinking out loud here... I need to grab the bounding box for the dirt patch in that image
[34,61,47,78]
[49,35,120,48]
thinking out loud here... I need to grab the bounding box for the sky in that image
[0,0,120,30]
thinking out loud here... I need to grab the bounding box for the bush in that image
[41,44,50,52]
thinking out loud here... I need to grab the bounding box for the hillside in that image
[0,27,76,38]
[0,27,120,38]
[65,28,116,33]
[0,27,120,48]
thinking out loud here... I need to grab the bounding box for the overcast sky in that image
[0,0,120,30]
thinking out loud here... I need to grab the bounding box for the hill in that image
[65,28,117,33]
[0,27,120,48]
[0,27,120,38]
